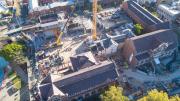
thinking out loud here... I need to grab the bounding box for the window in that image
[129,53,133,63]
[91,91,96,95]
[77,96,83,101]
[139,60,143,65]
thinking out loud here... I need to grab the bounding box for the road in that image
[123,68,180,83]
[12,64,28,83]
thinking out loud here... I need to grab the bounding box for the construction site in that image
[1,0,180,101]
[4,0,137,79]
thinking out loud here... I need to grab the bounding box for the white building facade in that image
[157,1,180,21]
[0,0,8,12]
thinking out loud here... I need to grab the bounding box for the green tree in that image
[138,89,180,101]
[170,95,180,101]
[100,86,129,101]
[138,89,169,101]
[0,42,26,64]
[134,24,143,35]
[152,12,159,18]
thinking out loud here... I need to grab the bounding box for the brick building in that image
[121,29,178,67]
[89,0,121,8]
[28,0,74,19]
[122,0,170,32]
[38,61,119,101]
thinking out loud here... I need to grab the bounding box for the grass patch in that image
[124,62,129,69]
[152,12,159,18]
[12,76,21,89]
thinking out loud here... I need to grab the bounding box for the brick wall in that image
[28,6,71,19]
[122,39,138,67]
[122,2,149,32]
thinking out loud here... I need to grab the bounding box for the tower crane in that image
[56,17,71,46]
[56,0,97,45]
[56,6,75,46]
[92,0,97,40]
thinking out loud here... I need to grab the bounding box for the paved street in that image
[12,64,28,83]
[123,68,180,83]
[0,84,29,101]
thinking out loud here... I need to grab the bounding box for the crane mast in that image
[56,5,75,45]
[92,0,97,40]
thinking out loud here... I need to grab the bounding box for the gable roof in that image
[127,1,163,25]
[103,38,113,48]
[54,61,118,96]
[39,61,119,99]
[131,29,178,53]
[40,74,52,85]
[70,51,97,71]
[39,83,53,101]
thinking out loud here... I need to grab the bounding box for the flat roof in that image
[97,9,132,29]
[50,0,74,8]
[158,4,180,15]
[29,0,75,12]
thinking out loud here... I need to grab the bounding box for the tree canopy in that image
[100,86,129,101]
[0,42,26,64]
[170,95,180,101]
[134,24,143,35]
[138,89,180,101]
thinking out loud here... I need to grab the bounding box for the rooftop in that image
[40,13,58,24]
[0,1,8,12]
[39,61,119,100]
[70,51,98,72]
[29,0,39,10]
[106,28,135,43]
[29,0,75,12]
[127,1,163,25]
[131,29,178,53]
[158,4,180,15]
[93,38,118,52]
[97,8,133,30]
